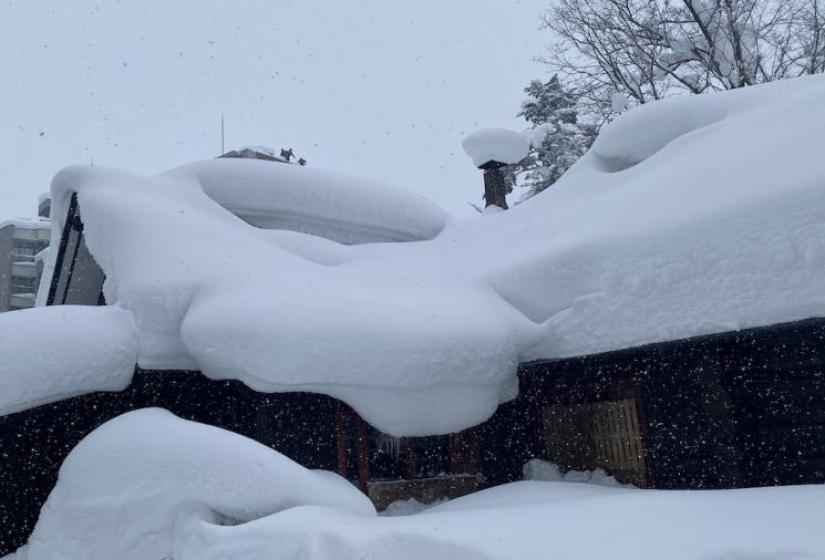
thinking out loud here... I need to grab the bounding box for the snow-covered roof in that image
[5,74,825,436]
[0,305,137,416]
[0,216,50,231]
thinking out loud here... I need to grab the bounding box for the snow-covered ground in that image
[168,485,825,560]
[6,411,824,560]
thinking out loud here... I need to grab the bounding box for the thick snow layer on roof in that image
[462,127,529,167]
[10,412,825,560]
[491,75,825,360]
[33,160,519,435]
[18,74,825,436]
[15,409,373,560]
[168,158,450,243]
[0,305,137,416]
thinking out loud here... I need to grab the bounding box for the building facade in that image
[0,217,50,313]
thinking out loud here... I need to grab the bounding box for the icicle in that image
[377,432,402,462]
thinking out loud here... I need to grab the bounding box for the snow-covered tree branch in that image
[540,0,825,116]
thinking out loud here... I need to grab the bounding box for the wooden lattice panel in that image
[544,398,646,486]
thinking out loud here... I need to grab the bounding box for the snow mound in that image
[522,458,626,487]
[18,459,823,560]
[380,497,447,517]
[0,305,137,416]
[462,128,529,167]
[174,506,492,560]
[590,77,823,172]
[17,409,374,560]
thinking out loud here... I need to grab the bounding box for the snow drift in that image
[10,410,825,560]
[13,74,825,436]
[13,409,374,560]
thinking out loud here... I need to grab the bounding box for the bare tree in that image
[540,0,825,117]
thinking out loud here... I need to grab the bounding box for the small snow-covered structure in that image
[461,128,529,168]
[462,128,530,210]
[2,75,825,555]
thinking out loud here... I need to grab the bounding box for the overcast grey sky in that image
[0,0,550,221]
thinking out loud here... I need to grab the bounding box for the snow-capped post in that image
[462,128,529,211]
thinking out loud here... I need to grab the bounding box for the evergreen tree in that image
[512,76,596,201]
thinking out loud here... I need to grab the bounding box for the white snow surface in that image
[12,409,374,560]
[167,485,825,559]
[0,216,49,230]
[19,74,825,436]
[170,158,450,243]
[461,127,530,167]
[9,411,825,560]
[522,458,627,487]
[0,305,138,416]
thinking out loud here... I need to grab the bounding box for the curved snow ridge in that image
[0,305,138,416]
[590,75,823,172]
[168,158,451,243]
[20,409,375,560]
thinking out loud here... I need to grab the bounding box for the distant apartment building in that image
[0,204,50,312]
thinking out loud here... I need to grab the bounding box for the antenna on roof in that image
[220,113,225,155]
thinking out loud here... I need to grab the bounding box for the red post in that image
[335,404,348,479]
[355,416,371,492]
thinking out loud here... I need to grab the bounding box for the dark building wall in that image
[0,370,339,556]
[517,318,825,489]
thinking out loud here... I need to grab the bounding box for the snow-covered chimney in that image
[462,128,529,211]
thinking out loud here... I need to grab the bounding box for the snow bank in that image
[178,483,825,560]
[0,305,138,416]
[19,74,825,437]
[462,128,529,167]
[17,429,824,560]
[522,458,626,487]
[15,409,373,560]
